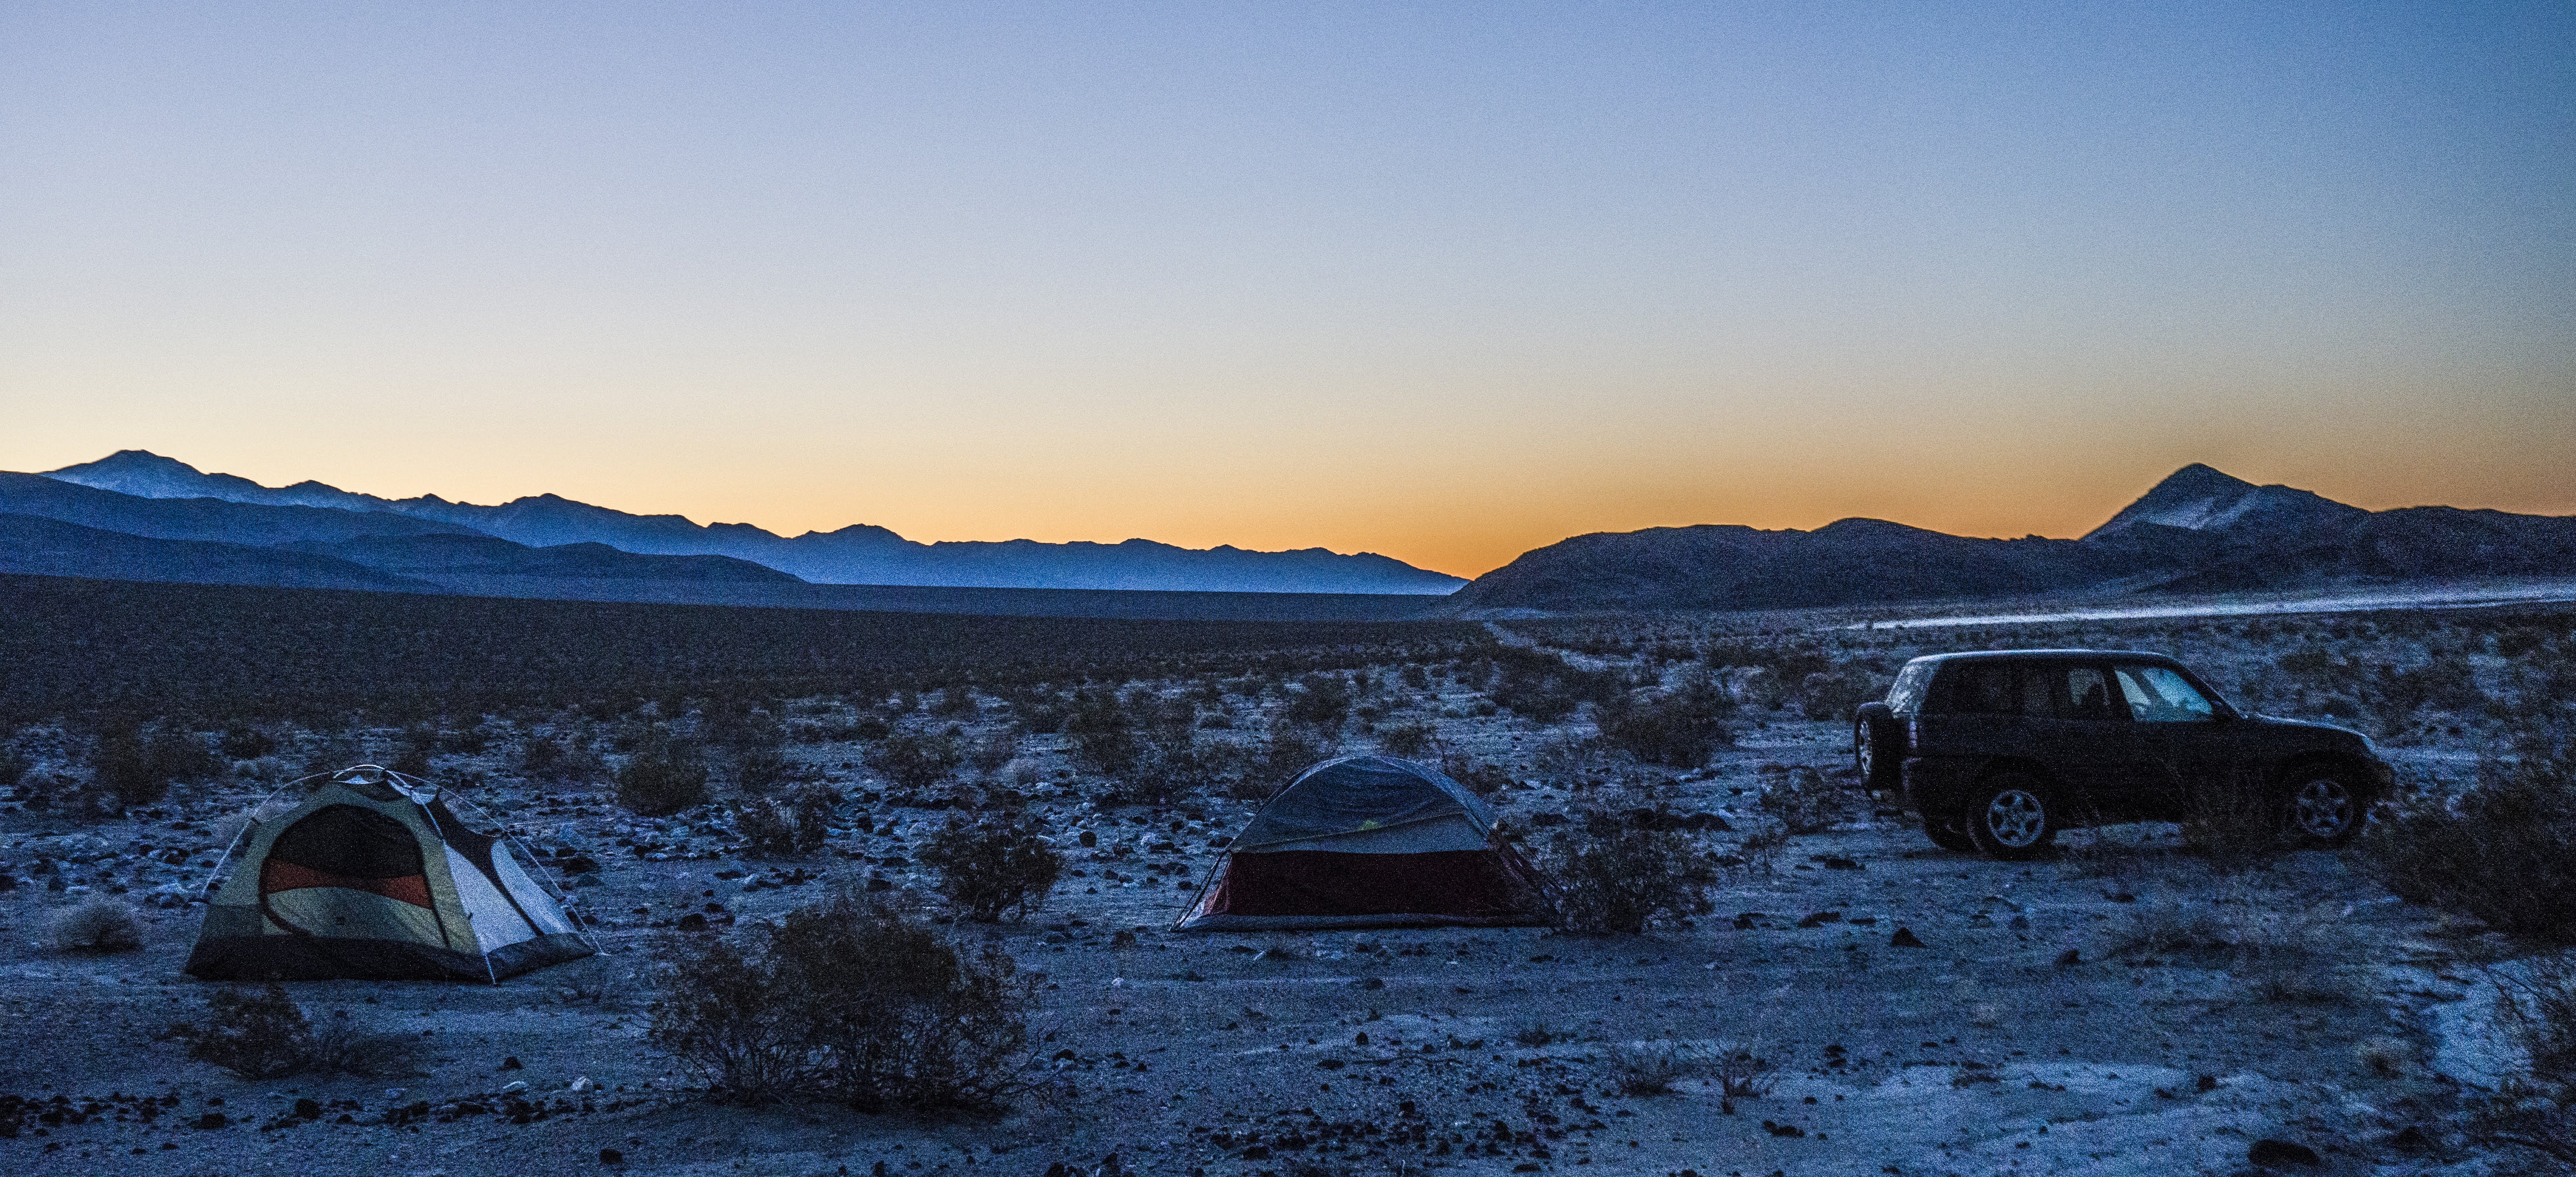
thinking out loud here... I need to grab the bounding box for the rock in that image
[2387,1125,2430,1152]
[500,1081,528,1094]
[2247,1139,2320,1167]
[293,1098,321,1120]
[599,1147,624,1164]
[676,913,708,932]
[2054,948,2081,968]
[501,1056,523,1070]
[194,1112,227,1130]
[1889,927,1927,948]
[2194,1074,2218,1092]
[569,1076,596,1093]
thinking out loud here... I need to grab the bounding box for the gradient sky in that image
[4,3,2570,577]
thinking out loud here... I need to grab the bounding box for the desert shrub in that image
[2178,777,2289,873]
[1233,729,1336,801]
[617,733,711,816]
[737,785,838,858]
[49,897,143,953]
[1734,817,1790,875]
[731,744,794,795]
[2489,952,2576,1090]
[1511,1018,1561,1047]
[91,728,221,808]
[868,728,964,791]
[2104,902,2228,958]
[1439,751,1514,796]
[1488,646,1610,723]
[1281,673,1354,732]
[918,815,1063,922]
[1711,1043,1777,1098]
[1755,764,1855,834]
[1608,1043,1701,1095]
[1594,678,1732,769]
[1544,800,1720,934]
[649,892,1034,1110]
[216,726,275,760]
[2228,903,2360,1004]
[1063,692,1142,777]
[967,724,1024,774]
[2360,734,2576,941]
[1376,720,1436,758]
[930,685,979,716]
[1793,663,1882,721]
[519,735,564,777]
[180,985,421,1080]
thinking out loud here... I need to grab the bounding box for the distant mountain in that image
[0,515,436,594]
[1446,465,2576,614]
[44,451,1465,594]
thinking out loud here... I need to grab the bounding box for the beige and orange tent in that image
[186,765,594,982]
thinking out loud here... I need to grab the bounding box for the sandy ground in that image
[0,696,2525,1177]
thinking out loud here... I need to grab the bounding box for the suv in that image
[1853,649,2392,859]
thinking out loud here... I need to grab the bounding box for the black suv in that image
[1853,649,2392,859]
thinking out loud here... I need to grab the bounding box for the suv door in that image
[2018,660,2149,821]
[2111,662,2232,820]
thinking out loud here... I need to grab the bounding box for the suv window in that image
[2011,663,2119,721]
[1935,661,2017,715]
[2115,664,2216,723]
[1887,662,1938,714]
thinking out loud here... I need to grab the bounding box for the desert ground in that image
[2,604,2569,1177]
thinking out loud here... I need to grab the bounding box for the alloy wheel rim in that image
[1983,790,2045,847]
[1856,726,1875,777]
[2293,779,2353,837]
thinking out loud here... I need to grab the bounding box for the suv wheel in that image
[1923,814,1977,853]
[2283,771,2362,845]
[1966,775,2056,860]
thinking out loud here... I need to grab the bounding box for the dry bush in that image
[730,744,794,796]
[1734,818,1791,875]
[1711,1044,1776,1098]
[1375,721,1436,758]
[919,814,1063,923]
[1511,1018,1561,1047]
[2361,735,2576,942]
[616,733,710,816]
[91,729,222,808]
[1593,679,1732,770]
[1607,1043,1701,1095]
[1543,795,1721,934]
[1756,764,1855,834]
[179,985,421,1079]
[49,897,143,954]
[1438,751,1514,796]
[2178,777,2287,874]
[869,728,966,791]
[1233,729,1335,801]
[2490,953,2576,1090]
[967,725,1024,774]
[649,892,1036,1110]
[2104,902,2227,958]
[736,785,836,858]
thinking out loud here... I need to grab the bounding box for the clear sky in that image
[3,2,2569,578]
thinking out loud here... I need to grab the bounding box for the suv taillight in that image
[1905,718,1921,750]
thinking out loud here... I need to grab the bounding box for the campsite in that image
[2,582,2568,1176]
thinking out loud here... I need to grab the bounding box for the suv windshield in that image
[2115,664,2216,722]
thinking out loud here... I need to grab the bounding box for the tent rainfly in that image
[1174,755,1554,932]
[185,765,596,982]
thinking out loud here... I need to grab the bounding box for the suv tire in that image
[1923,813,1977,853]
[2281,767,2364,845]
[1965,774,2056,860]
[1853,703,1903,793]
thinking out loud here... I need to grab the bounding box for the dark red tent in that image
[1174,755,1553,932]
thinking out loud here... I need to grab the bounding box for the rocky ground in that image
[0,612,2565,1176]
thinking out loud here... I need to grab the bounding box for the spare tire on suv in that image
[1852,702,1903,794]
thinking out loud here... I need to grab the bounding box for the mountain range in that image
[1443,463,2576,615]
[37,451,1465,595]
[8,452,2569,619]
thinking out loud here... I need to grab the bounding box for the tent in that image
[1174,755,1554,932]
[185,765,596,982]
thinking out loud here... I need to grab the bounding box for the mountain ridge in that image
[42,451,1465,594]
[1445,465,2576,615]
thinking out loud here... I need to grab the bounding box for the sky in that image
[3,3,2570,578]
